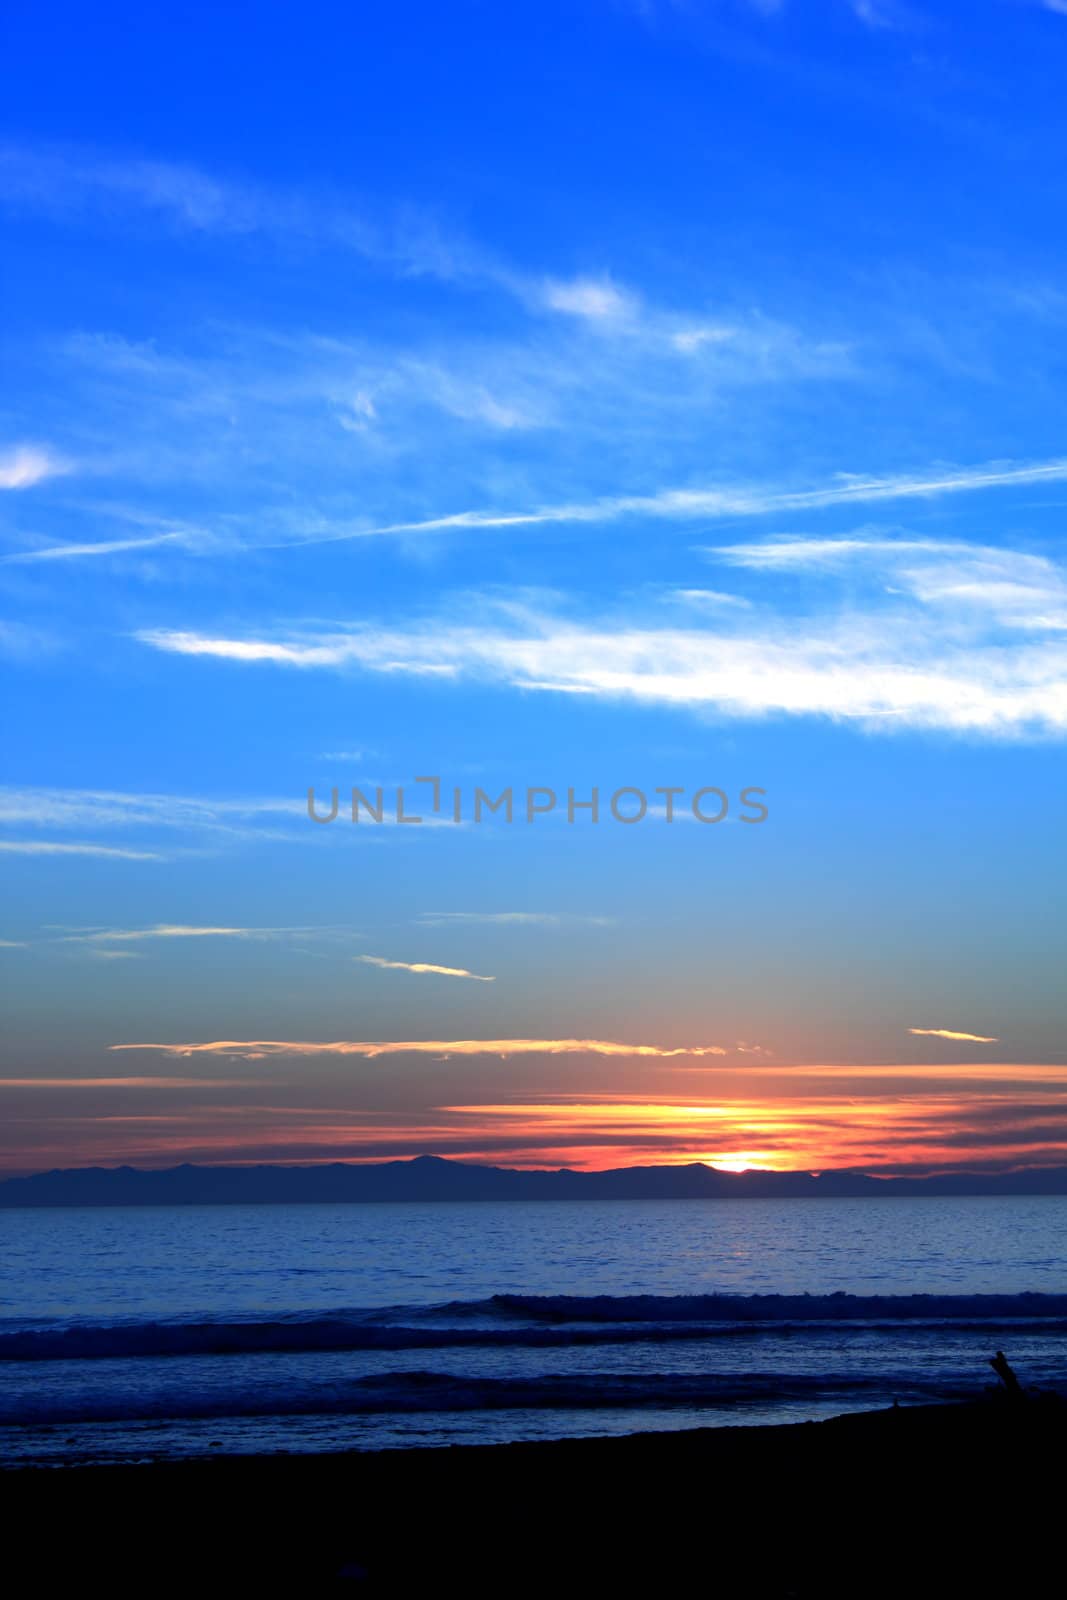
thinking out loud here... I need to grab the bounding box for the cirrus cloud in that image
[110,1037,729,1060]
[0,840,165,860]
[909,1027,1000,1044]
[135,530,1067,739]
[355,954,495,981]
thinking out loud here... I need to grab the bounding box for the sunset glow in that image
[4,1062,1067,1177]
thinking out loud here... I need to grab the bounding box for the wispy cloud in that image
[0,444,67,490]
[2,146,798,365]
[56,923,342,945]
[111,1037,729,1060]
[540,276,636,322]
[717,533,948,568]
[1,532,184,564]
[909,1027,1000,1044]
[355,954,495,981]
[848,0,920,29]
[670,587,753,611]
[18,296,842,534]
[0,840,165,860]
[677,1062,1064,1082]
[1,145,664,344]
[715,535,1067,629]
[136,630,366,667]
[135,532,1067,737]
[671,325,736,353]
[0,786,302,837]
[332,456,1067,543]
[0,144,501,287]
[0,785,452,856]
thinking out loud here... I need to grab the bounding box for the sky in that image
[1,0,1066,1179]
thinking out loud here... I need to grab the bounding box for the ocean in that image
[3,1196,1067,1466]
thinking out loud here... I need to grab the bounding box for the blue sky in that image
[2,0,1066,1176]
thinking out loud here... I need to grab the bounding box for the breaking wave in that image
[0,1367,979,1429]
[456,1291,1067,1322]
[5,1291,1067,1364]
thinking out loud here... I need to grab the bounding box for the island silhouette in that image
[5,1151,1067,1205]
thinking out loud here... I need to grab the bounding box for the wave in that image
[450,1291,1067,1323]
[0,1318,770,1362]
[5,1291,1067,1364]
[0,1368,978,1429]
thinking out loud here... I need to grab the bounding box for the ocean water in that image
[3,1196,1067,1465]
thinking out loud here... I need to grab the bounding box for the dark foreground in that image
[6,1399,1063,1596]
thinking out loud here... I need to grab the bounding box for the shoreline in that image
[7,1398,1064,1594]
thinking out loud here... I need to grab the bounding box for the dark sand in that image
[6,1399,1063,1595]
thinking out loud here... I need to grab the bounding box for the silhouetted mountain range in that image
[4,1153,1067,1206]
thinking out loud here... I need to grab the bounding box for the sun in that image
[708,1151,777,1173]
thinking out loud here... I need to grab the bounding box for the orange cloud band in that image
[9,1087,1067,1176]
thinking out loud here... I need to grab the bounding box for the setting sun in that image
[706,1152,779,1173]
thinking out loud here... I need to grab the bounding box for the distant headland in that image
[4,1153,1067,1206]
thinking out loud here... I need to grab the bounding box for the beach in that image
[6,1398,1063,1595]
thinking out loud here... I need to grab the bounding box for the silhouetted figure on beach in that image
[990,1350,1024,1400]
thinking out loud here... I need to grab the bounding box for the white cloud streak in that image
[715,536,1067,630]
[0,840,165,860]
[2,532,183,564]
[0,785,452,854]
[57,924,339,945]
[0,786,302,834]
[909,1027,1000,1044]
[111,1038,729,1060]
[135,532,1067,737]
[355,954,495,981]
[332,457,1067,543]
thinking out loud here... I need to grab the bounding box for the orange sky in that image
[4,1059,1067,1177]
